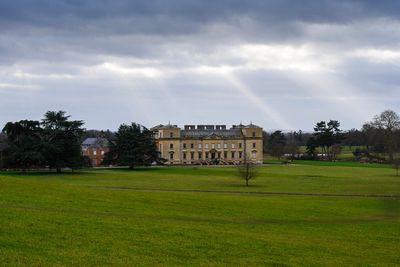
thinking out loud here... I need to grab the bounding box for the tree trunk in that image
[389,152,394,162]
[246,179,249,187]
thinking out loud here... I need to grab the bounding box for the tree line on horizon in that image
[264,110,400,164]
[0,111,160,172]
[1,109,399,172]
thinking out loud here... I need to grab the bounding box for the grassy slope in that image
[0,164,399,266]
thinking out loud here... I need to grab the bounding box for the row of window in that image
[170,151,257,160]
[87,150,105,156]
[169,143,257,149]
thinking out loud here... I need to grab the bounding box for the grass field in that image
[1,163,399,266]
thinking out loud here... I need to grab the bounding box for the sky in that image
[0,0,399,131]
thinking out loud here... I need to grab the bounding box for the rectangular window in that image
[217,143,221,149]
[252,132,256,137]
[253,143,256,148]
[93,150,97,155]
[205,143,209,149]
[224,143,228,149]
[198,152,202,159]
[191,143,194,149]
[198,144,202,149]
[231,144,235,149]
[224,152,228,158]
[183,152,187,160]
[170,153,173,160]
[218,152,221,158]
[170,144,173,149]
[183,143,186,149]
[239,143,242,148]
[170,132,173,138]
[231,151,235,158]
[252,151,257,158]
[211,144,215,149]
[191,152,194,159]
[101,150,105,156]
[206,152,209,159]
[239,152,242,158]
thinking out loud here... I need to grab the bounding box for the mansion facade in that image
[81,137,110,167]
[152,123,263,165]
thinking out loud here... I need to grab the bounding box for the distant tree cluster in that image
[263,130,304,160]
[1,111,84,172]
[262,110,400,165]
[361,110,400,162]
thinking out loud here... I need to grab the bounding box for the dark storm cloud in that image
[0,0,398,66]
[0,0,399,130]
[1,0,400,34]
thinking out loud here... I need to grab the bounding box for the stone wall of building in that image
[153,124,263,165]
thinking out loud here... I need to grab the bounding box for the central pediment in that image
[205,133,222,139]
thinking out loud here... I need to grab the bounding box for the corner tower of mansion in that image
[152,123,263,165]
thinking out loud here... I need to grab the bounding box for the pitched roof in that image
[245,123,262,128]
[82,138,97,146]
[81,137,109,148]
[150,124,164,131]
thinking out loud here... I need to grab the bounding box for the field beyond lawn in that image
[0,163,399,266]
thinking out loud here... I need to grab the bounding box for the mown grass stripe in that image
[94,186,400,199]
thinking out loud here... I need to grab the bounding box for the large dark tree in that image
[0,133,7,169]
[2,120,43,171]
[111,123,159,169]
[266,130,286,159]
[306,137,318,159]
[41,111,85,173]
[312,120,342,160]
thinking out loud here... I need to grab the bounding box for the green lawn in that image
[0,164,399,266]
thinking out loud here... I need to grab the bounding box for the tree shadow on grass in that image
[101,167,165,172]
[225,183,264,188]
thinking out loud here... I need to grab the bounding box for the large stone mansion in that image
[152,123,263,165]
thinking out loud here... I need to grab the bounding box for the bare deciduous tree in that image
[238,158,258,187]
[372,110,400,131]
[366,110,400,161]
